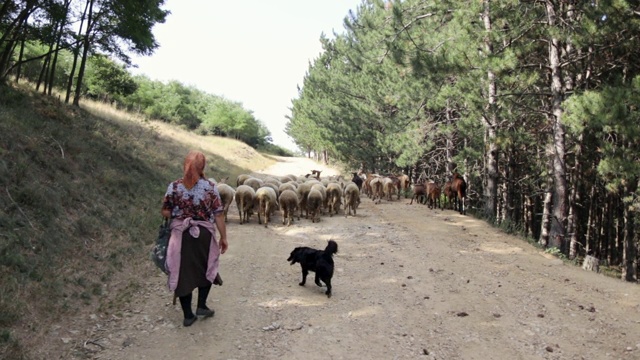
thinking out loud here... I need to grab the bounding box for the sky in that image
[129,1,363,151]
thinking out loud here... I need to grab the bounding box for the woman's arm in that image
[214,212,228,254]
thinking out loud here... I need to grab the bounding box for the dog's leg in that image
[314,273,322,287]
[299,269,308,286]
[325,278,332,298]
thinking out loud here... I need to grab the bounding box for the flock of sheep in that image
[212,171,362,227]
[213,170,466,228]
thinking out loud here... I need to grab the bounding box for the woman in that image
[161,150,229,327]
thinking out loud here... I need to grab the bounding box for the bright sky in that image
[129,1,363,151]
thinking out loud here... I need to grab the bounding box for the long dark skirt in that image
[174,226,212,297]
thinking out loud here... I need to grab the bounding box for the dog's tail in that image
[324,240,338,256]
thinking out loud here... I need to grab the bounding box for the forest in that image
[0,0,287,153]
[2,0,639,282]
[286,0,640,281]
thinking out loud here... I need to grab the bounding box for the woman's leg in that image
[179,292,197,326]
[196,284,214,317]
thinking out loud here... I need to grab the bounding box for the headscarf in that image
[183,150,206,189]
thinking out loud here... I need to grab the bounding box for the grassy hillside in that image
[0,84,275,358]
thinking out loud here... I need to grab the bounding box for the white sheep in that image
[310,183,327,215]
[296,182,313,219]
[306,188,324,223]
[344,182,361,217]
[216,183,236,223]
[326,182,343,216]
[235,185,256,224]
[278,189,299,226]
[255,187,277,227]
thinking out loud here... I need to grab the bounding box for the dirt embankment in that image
[56,157,640,360]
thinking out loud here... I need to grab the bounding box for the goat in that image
[451,172,467,215]
[351,172,363,191]
[409,183,427,205]
[425,182,442,210]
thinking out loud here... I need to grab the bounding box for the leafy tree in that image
[83,54,138,103]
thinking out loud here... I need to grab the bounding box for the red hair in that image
[183,150,206,189]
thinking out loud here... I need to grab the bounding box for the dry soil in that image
[67,157,640,360]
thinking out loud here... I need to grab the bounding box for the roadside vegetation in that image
[0,83,275,358]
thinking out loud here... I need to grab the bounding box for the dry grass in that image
[0,84,277,359]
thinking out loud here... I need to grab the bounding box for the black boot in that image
[179,293,197,326]
[196,284,214,317]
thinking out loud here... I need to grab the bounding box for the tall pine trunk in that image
[568,134,583,260]
[540,147,554,247]
[622,177,638,282]
[482,0,498,221]
[545,0,567,251]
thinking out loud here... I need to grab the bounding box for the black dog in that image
[287,240,338,298]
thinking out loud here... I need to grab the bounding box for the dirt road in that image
[84,157,640,360]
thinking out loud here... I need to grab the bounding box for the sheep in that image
[343,182,361,217]
[296,182,313,219]
[261,183,280,201]
[279,182,297,194]
[254,187,278,227]
[310,183,327,215]
[382,177,397,201]
[236,174,252,187]
[326,182,343,216]
[243,177,264,191]
[216,183,236,222]
[397,174,410,199]
[284,174,299,182]
[278,189,299,226]
[306,188,324,223]
[370,177,384,204]
[264,177,282,188]
[235,185,256,224]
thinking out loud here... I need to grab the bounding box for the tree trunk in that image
[73,0,94,106]
[48,1,71,96]
[36,54,50,91]
[622,178,638,282]
[66,0,90,103]
[0,1,39,79]
[14,36,25,82]
[445,100,455,176]
[568,134,583,260]
[482,0,498,221]
[539,148,554,247]
[546,0,567,251]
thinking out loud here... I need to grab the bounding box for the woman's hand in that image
[161,208,171,219]
[214,212,228,254]
[219,237,229,254]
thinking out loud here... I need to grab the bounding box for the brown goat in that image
[451,173,467,215]
[425,182,442,210]
[443,181,454,210]
[410,183,427,205]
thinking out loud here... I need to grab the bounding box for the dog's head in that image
[287,247,304,265]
